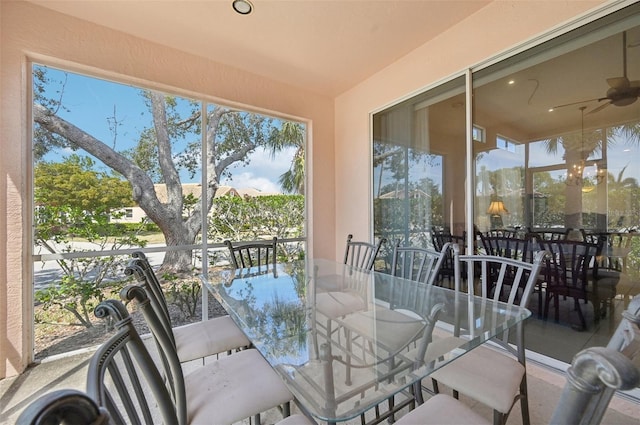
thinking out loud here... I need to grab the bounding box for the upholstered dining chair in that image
[540,239,603,330]
[395,347,639,425]
[395,294,640,425]
[314,234,386,342]
[428,245,548,425]
[337,241,450,366]
[91,293,296,425]
[337,241,451,422]
[225,236,278,270]
[336,242,451,344]
[17,297,311,425]
[127,253,250,363]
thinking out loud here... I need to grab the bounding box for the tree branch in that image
[149,92,182,213]
[33,103,171,227]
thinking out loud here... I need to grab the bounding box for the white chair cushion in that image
[316,292,366,318]
[395,394,490,425]
[185,348,292,424]
[430,345,525,414]
[339,307,425,352]
[173,315,250,363]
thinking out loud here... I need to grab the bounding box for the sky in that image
[36,64,297,194]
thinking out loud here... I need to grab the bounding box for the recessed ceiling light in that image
[232,0,253,15]
[508,80,515,85]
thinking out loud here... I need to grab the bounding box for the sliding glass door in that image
[472,12,640,234]
[371,4,640,364]
[372,77,466,265]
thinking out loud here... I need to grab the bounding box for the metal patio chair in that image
[396,294,640,425]
[428,245,548,425]
[127,252,250,363]
[225,237,278,270]
[88,294,297,425]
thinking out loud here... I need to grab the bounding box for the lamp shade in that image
[487,200,508,216]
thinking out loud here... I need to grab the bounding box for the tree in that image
[606,165,640,229]
[269,121,305,194]
[543,122,640,229]
[34,156,146,328]
[33,69,302,272]
[208,195,305,261]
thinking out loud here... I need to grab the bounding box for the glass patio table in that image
[204,258,531,424]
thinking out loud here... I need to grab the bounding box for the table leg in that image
[320,342,337,424]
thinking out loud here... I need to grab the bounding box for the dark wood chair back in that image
[484,228,519,238]
[541,239,599,330]
[527,227,572,241]
[480,234,534,261]
[343,234,386,270]
[431,228,465,282]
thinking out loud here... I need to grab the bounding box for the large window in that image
[32,65,306,359]
[371,5,640,365]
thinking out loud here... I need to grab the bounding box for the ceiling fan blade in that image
[607,76,630,89]
[550,98,600,110]
[587,101,611,115]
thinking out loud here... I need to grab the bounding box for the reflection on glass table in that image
[205,259,530,424]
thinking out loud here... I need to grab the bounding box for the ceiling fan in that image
[552,31,640,113]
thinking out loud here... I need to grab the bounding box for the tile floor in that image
[525,272,640,364]
[1,336,639,424]
[2,274,639,424]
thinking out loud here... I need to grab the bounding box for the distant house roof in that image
[215,186,240,197]
[152,183,278,203]
[236,188,280,198]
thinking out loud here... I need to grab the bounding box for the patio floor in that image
[1,346,638,424]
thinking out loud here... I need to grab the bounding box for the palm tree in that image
[606,164,640,229]
[542,121,640,230]
[269,121,305,194]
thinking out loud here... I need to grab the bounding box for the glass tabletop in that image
[205,258,530,423]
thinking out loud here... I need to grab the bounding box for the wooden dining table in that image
[204,258,531,424]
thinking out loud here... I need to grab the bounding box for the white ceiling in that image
[29,0,491,96]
